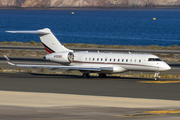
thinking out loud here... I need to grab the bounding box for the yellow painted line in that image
[138,81,180,84]
[141,110,180,114]
[117,110,180,117]
[117,114,159,117]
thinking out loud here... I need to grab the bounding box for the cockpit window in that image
[148,58,162,61]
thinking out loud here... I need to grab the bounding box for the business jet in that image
[4,28,171,81]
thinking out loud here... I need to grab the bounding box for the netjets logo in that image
[54,55,62,58]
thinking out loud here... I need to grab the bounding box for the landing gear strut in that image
[99,73,106,78]
[154,72,160,81]
[82,73,90,78]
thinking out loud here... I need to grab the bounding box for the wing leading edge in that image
[4,55,113,72]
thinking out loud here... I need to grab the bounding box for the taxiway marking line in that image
[138,81,180,84]
[117,110,180,117]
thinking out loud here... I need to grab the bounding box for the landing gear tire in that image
[154,77,159,81]
[99,73,106,78]
[154,72,160,81]
[83,73,90,78]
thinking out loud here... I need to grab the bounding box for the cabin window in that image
[122,59,124,62]
[126,59,128,62]
[139,60,141,62]
[93,58,95,61]
[148,58,162,61]
[101,58,103,61]
[97,58,99,61]
[118,59,120,62]
[130,59,132,62]
[105,58,107,61]
[156,58,162,61]
[134,59,136,62]
[89,58,91,61]
[85,58,87,60]
[110,59,112,62]
[114,59,116,62]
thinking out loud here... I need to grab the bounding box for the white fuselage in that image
[69,51,171,73]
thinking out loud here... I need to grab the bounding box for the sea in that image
[0,8,180,46]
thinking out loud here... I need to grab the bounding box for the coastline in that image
[0,6,180,10]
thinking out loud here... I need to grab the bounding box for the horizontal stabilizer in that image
[6,29,50,34]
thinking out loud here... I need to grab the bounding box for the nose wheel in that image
[154,72,160,81]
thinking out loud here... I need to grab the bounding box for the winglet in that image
[4,55,15,66]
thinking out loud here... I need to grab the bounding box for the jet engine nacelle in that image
[44,51,74,65]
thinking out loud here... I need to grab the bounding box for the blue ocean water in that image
[0,9,180,46]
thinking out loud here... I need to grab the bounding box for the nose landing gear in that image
[154,72,160,81]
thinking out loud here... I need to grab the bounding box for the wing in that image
[4,55,113,72]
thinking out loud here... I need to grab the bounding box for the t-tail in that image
[6,28,73,53]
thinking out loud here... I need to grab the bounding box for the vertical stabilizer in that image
[37,28,73,53]
[6,28,73,53]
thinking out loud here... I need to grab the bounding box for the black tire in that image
[102,74,106,78]
[99,73,106,78]
[154,77,159,81]
[83,73,87,78]
[83,73,90,78]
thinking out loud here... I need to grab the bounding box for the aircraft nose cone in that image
[159,63,171,71]
[167,65,171,70]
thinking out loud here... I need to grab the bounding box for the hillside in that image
[0,0,180,8]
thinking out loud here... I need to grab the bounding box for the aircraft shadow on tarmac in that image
[28,73,154,81]
[0,72,171,81]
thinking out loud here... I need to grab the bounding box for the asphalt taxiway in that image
[1,72,180,100]
[1,72,180,120]
[1,56,180,119]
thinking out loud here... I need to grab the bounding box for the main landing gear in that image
[99,73,106,78]
[82,73,107,78]
[154,72,160,81]
[82,73,90,78]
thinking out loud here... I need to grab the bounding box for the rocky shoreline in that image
[1,6,180,10]
[0,0,180,8]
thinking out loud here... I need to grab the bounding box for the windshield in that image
[148,58,162,61]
